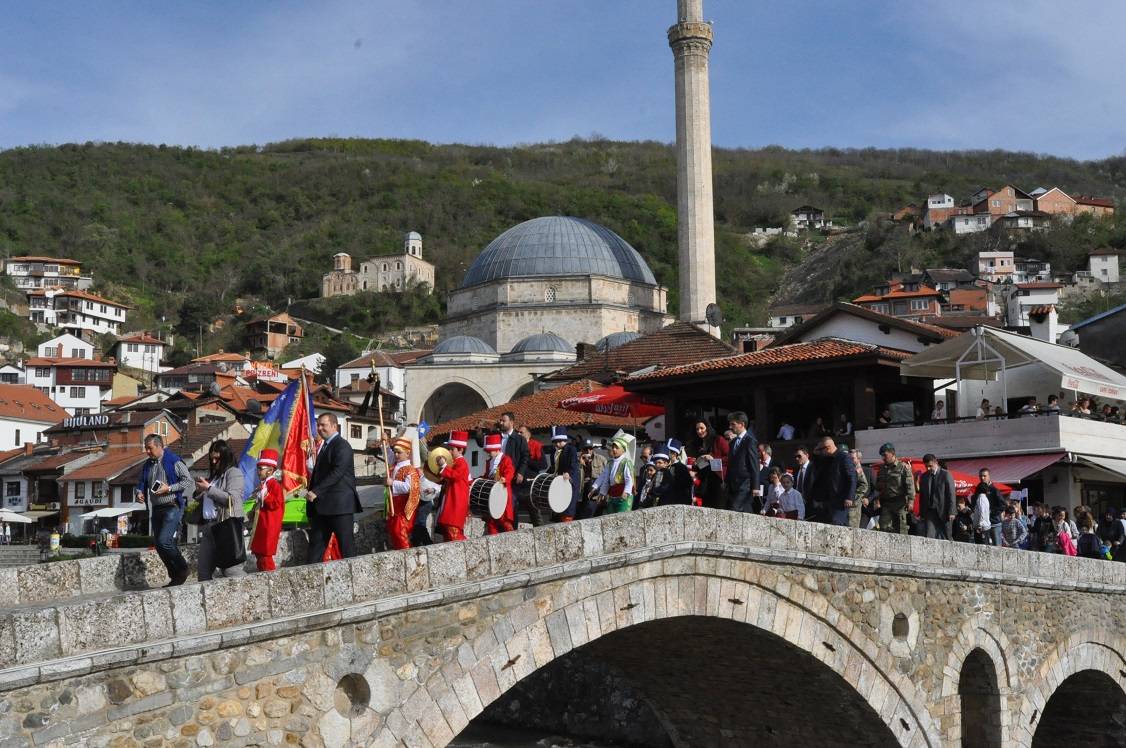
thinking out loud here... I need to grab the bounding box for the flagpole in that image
[372,360,392,517]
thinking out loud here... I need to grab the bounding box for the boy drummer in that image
[435,431,470,541]
[482,433,515,534]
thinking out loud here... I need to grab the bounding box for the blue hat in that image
[667,438,683,455]
[652,443,671,461]
[550,425,569,442]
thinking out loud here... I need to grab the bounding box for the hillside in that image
[1,138,1124,345]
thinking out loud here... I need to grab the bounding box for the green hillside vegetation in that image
[1,138,1123,349]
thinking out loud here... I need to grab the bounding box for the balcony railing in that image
[855,413,1126,460]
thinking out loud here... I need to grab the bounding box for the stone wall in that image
[1,507,1125,747]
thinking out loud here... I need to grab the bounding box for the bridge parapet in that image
[2,506,1123,694]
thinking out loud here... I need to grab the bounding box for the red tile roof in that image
[1089,247,1120,256]
[60,451,148,481]
[628,338,911,383]
[340,349,432,369]
[192,351,250,363]
[6,256,82,265]
[1028,305,1056,316]
[116,333,165,346]
[0,385,68,425]
[853,284,943,303]
[770,302,959,347]
[542,322,735,383]
[1075,195,1115,208]
[33,288,130,308]
[428,379,639,438]
[23,451,97,472]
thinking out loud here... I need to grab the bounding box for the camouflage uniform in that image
[876,460,915,535]
[848,467,869,528]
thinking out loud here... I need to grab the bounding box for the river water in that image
[450,723,629,748]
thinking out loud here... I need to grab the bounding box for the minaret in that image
[668,0,718,336]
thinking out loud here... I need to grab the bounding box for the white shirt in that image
[777,488,805,519]
[390,459,414,495]
[931,406,944,420]
[973,494,991,531]
[487,453,504,478]
[593,455,634,497]
[776,423,795,440]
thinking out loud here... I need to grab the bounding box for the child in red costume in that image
[436,431,470,541]
[482,433,515,534]
[386,437,421,550]
[249,449,285,572]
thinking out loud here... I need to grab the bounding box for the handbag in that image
[210,495,247,569]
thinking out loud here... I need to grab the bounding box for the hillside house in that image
[25,356,116,415]
[790,205,828,231]
[37,334,93,360]
[111,334,166,374]
[1013,257,1052,284]
[1087,247,1121,284]
[997,211,1051,232]
[27,288,128,337]
[922,194,971,229]
[950,214,993,234]
[3,256,92,291]
[248,312,304,358]
[973,185,1035,217]
[1034,187,1078,216]
[978,251,1015,283]
[852,280,945,321]
[920,268,976,292]
[766,304,827,329]
[0,385,68,450]
[1074,195,1116,217]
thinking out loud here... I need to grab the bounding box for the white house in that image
[111,333,166,374]
[0,384,68,450]
[281,352,326,375]
[37,333,93,360]
[1088,248,1120,284]
[27,289,128,336]
[0,365,24,385]
[4,256,92,291]
[1004,282,1062,329]
[951,214,992,234]
[790,205,828,231]
[25,356,116,415]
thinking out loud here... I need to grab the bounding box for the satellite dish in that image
[246,399,262,415]
[705,303,724,328]
[207,381,222,397]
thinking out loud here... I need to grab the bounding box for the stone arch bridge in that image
[1,506,1124,747]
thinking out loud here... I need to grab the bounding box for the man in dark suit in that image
[725,411,759,513]
[542,426,581,520]
[918,453,956,540]
[497,412,540,525]
[792,445,815,517]
[305,413,361,562]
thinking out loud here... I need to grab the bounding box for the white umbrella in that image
[0,509,34,524]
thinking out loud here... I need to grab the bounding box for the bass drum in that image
[529,473,572,515]
[469,478,507,520]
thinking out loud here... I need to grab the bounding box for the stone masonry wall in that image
[1,507,1124,747]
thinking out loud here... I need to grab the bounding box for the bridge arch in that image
[361,565,945,746]
[1012,632,1126,746]
[939,617,1015,744]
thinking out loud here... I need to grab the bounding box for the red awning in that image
[944,453,1065,484]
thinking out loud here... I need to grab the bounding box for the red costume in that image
[437,431,470,541]
[249,450,285,572]
[483,434,515,534]
[386,441,421,550]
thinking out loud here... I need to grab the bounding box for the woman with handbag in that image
[193,440,247,581]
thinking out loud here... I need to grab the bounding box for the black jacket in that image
[726,430,759,487]
[308,435,360,516]
[793,459,815,502]
[918,468,956,519]
[810,449,856,510]
[542,442,581,506]
[652,462,694,505]
[502,431,531,478]
[694,464,724,509]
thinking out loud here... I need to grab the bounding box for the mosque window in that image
[383,263,388,271]
[545,286,557,303]
[396,262,402,270]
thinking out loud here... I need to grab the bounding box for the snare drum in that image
[469,478,507,520]
[529,473,572,515]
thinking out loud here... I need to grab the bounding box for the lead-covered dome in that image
[461,216,657,288]
[432,335,496,356]
[595,331,642,351]
[509,332,572,354]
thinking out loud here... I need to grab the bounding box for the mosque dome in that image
[432,335,497,356]
[461,216,657,288]
[595,331,642,352]
[509,332,572,355]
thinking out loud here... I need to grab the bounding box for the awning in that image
[944,452,1065,483]
[21,510,59,520]
[80,506,142,519]
[1077,455,1126,482]
[900,326,1126,401]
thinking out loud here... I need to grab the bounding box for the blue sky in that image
[2,1,1124,159]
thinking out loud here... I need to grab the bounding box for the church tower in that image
[669,0,718,336]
